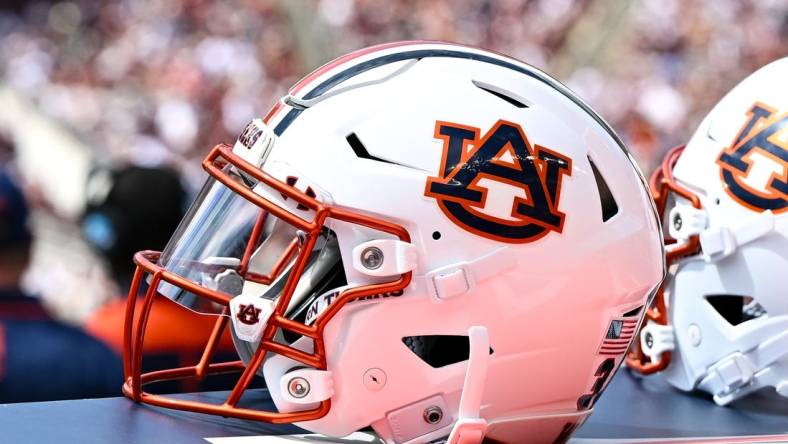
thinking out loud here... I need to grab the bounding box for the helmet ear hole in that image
[705,294,767,326]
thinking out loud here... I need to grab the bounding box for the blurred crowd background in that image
[0,0,785,402]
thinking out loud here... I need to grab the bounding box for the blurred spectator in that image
[0,167,121,402]
[81,165,187,288]
[0,0,784,178]
[0,0,785,397]
[81,165,237,393]
[0,132,14,165]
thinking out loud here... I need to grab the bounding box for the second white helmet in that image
[628,57,788,405]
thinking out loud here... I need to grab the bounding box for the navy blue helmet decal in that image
[717,102,788,213]
[425,120,572,243]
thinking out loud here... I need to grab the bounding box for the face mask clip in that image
[279,368,335,405]
[638,322,675,360]
[230,293,274,343]
[352,239,418,277]
[233,118,276,167]
[667,204,707,241]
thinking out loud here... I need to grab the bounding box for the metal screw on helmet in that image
[645,331,654,349]
[360,246,384,270]
[673,213,683,231]
[423,406,443,425]
[215,269,244,296]
[288,376,310,399]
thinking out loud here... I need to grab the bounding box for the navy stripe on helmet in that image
[272,48,626,157]
[269,46,662,255]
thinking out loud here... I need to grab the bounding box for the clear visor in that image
[156,166,342,316]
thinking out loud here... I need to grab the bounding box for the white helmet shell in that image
[639,58,788,405]
[122,41,664,444]
[256,42,664,441]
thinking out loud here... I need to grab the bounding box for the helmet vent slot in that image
[346,133,397,165]
[588,156,619,222]
[705,294,766,326]
[345,132,420,170]
[622,305,643,318]
[472,80,530,109]
[402,335,493,368]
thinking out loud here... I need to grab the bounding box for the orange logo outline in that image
[424,119,572,243]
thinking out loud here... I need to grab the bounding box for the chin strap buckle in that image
[697,328,788,405]
[447,326,489,444]
[698,353,756,405]
[639,322,675,360]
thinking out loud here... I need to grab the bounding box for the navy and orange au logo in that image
[717,103,788,213]
[425,120,572,243]
[236,304,262,325]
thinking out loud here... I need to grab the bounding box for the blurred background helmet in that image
[122,41,665,444]
[627,57,788,406]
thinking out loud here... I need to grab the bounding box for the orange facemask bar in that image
[122,143,413,423]
[626,145,702,374]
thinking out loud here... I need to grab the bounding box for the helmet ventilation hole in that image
[588,156,619,222]
[472,80,531,108]
[622,305,643,318]
[705,294,767,326]
[345,132,414,169]
[402,335,493,368]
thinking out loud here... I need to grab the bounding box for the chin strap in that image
[697,328,788,405]
[446,326,490,444]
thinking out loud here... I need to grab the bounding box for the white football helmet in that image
[123,41,664,443]
[627,58,788,405]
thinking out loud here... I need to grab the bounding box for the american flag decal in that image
[598,318,638,355]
